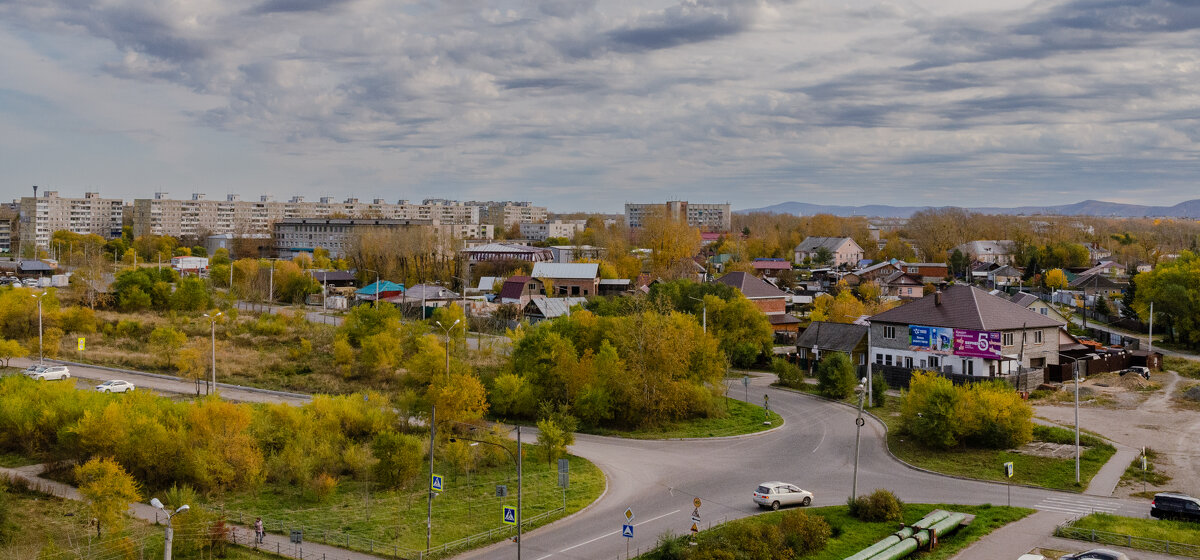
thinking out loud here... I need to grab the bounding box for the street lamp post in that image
[435,320,461,382]
[451,426,522,560]
[1053,352,1082,484]
[31,292,46,363]
[150,498,190,560]
[852,377,866,500]
[687,295,707,334]
[363,269,380,309]
[203,312,222,395]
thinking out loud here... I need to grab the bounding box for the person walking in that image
[254,517,264,544]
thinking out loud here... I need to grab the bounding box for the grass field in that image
[584,397,783,439]
[1164,356,1200,379]
[204,446,605,557]
[641,503,1033,559]
[1070,512,1200,547]
[874,401,1115,491]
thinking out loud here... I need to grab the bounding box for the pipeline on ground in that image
[843,510,970,560]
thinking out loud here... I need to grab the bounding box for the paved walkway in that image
[950,510,1182,560]
[1086,443,1138,497]
[0,464,387,560]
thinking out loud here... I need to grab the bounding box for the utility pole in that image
[32,292,46,363]
[427,405,435,553]
[1148,301,1154,356]
[203,312,222,394]
[517,425,523,560]
[852,378,866,500]
[268,259,275,303]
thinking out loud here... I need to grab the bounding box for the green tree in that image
[149,326,187,369]
[814,246,834,266]
[871,372,888,408]
[899,370,961,449]
[1133,251,1200,347]
[75,457,141,536]
[535,418,572,467]
[948,249,970,279]
[816,352,857,399]
[372,431,424,488]
[170,277,211,312]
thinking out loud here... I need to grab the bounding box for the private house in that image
[523,296,588,322]
[880,271,925,299]
[549,245,605,263]
[711,271,801,334]
[531,262,600,297]
[868,285,1065,379]
[498,275,542,305]
[1069,273,1126,298]
[1079,261,1128,278]
[896,262,949,284]
[598,279,631,296]
[751,258,793,279]
[1008,292,1071,323]
[956,240,1017,265]
[986,265,1023,287]
[842,261,902,287]
[386,283,460,312]
[970,261,1001,282]
[355,280,405,302]
[793,237,865,268]
[310,270,358,288]
[795,322,869,368]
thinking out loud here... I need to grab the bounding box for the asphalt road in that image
[455,374,1151,560]
[10,357,311,405]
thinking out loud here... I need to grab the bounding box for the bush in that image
[772,358,804,388]
[372,431,424,488]
[308,472,338,502]
[899,370,961,449]
[870,372,887,407]
[848,489,903,522]
[779,510,831,554]
[816,353,857,399]
[59,306,98,334]
[958,381,1033,448]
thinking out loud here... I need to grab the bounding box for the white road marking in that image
[556,509,682,554]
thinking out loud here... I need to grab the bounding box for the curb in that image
[42,359,312,401]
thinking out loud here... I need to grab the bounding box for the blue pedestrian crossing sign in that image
[502,505,517,525]
[431,474,444,492]
[1003,462,1014,478]
[622,524,634,538]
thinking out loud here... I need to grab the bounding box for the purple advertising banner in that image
[953,329,1002,359]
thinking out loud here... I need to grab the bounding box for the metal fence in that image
[1054,519,1200,558]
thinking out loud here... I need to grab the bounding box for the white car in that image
[96,380,135,393]
[753,481,813,510]
[28,365,70,381]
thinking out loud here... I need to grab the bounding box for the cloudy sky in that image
[3,0,1200,212]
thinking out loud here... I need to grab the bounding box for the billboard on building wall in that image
[953,329,1003,359]
[909,325,954,353]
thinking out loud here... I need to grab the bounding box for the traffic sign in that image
[742,375,749,387]
[622,524,634,538]
[1003,462,1014,478]
[691,515,701,523]
[693,497,702,508]
[431,474,444,492]
[77,337,85,351]
[690,523,699,533]
[502,505,517,525]
[496,485,508,497]
[856,417,865,427]
[624,507,635,522]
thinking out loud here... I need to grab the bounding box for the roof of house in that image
[18,260,54,272]
[796,322,869,353]
[869,284,1065,330]
[971,261,1002,272]
[1008,292,1040,307]
[524,296,588,318]
[498,275,534,300]
[989,265,1022,277]
[881,271,924,286]
[531,262,599,280]
[1079,261,1125,277]
[752,259,793,270]
[355,280,405,295]
[768,314,803,325]
[462,242,545,254]
[712,271,787,299]
[311,270,356,283]
[794,236,859,253]
[852,260,902,276]
[476,276,500,291]
[402,283,459,300]
[1069,273,1126,289]
[599,279,631,286]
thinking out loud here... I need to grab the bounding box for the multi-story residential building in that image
[274,217,450,259]
[624,201,732,232]
[519,220,586,241]
[19,191,124,249]
[478,201,549,229]
[0,212,14,254]
[135,194,492,239]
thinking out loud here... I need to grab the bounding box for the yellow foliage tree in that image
[1044,268,1068,291]
[75,457,141,536]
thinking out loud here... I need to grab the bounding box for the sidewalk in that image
[1085,443,1138,497]
[0,465,388,560]
[950,510,1181,560]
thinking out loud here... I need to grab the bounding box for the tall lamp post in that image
[451,426,522,560]
[852,377,866,500]
[150,497,190,560]
[687,295,707,334]
[203,312,222,395]
[363,268,381,309]
[435,319,460,382]
[1055,352,1082,484]
[31,291,46,364]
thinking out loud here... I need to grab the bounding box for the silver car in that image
[96,380,135,393]
[753,481,813,510]
[28,365,71,381]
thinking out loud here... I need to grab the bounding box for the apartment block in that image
[273,217,492,259]
[19,191,124,249]
[519,220,586,241]
[624,201,731,232]
[477,201,549,229]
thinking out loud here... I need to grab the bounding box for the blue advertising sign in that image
[909,325,954,353]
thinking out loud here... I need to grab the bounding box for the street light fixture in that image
[31,291,46,364]
[202,312,223,395]
[451,426,523,560]
[150,497,190,560]
[363,268,381,309]
[1055,352,1083,484]
[687,295,707,334]
[852,377,867,501]
[435,320,461,382]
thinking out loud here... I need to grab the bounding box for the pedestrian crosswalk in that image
[1034,495,1120,516]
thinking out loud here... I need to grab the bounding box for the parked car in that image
[1151,492,1200,522]
[752,482,813,510]
[1118,366,1150,380]
[1060,549,1129,560]
[27,365,70,381]
[95,380,135,393]
[1017,554,1046,560]
[23,364,47,375]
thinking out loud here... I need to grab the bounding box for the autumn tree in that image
[75,457,141,536]
[0,339,26,367]
[149,326,187,369]
[816,352,857,399]
[1044,268,1068,291]
[905,208,972,263]
[878,236,917,262]
[637,207,701,279]
[536,418,572,467]
[900,370,961,449]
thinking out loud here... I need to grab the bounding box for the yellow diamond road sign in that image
[624,507,634,522]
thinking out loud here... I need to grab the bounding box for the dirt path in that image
[1034,368,1200,499]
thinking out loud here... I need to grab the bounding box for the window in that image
[1040,308,1048,315]
[962,359,974,375]
[1034,330,1044,344]
[904,356,913,369]
[1002,332,1014,346]
[875,353,883,364]
[907,266,918,273]
[1031,357,1045,367]
[928,356,939,369]
[885,355,893,366]
[883,325,896,339]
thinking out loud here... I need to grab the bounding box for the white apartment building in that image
[273,218,494,259]
[19,191,124,248]
[478,201,549,229]
[519,220,586,241]
[624,201,731,232]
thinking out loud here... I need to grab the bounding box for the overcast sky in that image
[3,0,1200,213]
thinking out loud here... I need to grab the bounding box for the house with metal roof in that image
[868,284,1065,378]
[499,275,542,304]
[793,237,864,268]
[955,240,1017,265]
[354,280,405,301]
[531,262,600,297]
[711,271,802,333]
[523,296,588,322]
[795,321,869,368]
[1006,291,1070,323]
[462,242,553,263]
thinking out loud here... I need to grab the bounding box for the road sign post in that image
[1003,461,1014,506]
[763,394,771,425]
[743,375,749,402]
[502,505,517,525]
[431,474,444,493]
[690,498,701,545]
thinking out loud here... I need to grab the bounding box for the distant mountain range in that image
[738,199,1200,219]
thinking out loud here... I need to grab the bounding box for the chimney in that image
[934,290,942,306]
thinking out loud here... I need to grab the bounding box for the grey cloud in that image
[247,0,358,15]
[605,0,759,52]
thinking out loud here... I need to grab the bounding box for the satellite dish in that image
[150,498,164,509]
